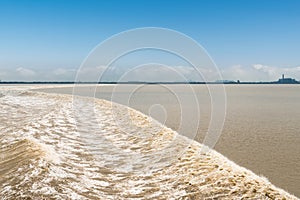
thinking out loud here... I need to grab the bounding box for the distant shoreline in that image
[0,81,299,84]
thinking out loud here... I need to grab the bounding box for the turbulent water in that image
[0,86,298,199]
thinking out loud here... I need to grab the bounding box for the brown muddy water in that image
[36,84,300,197]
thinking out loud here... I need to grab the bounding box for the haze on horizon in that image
[0,0,300,82]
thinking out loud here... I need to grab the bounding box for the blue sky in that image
[0,0,300,81]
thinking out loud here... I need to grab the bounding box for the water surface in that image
[38,84,300,196]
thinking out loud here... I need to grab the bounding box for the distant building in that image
[277,74,299,84]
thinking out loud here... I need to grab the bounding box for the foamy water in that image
[0,86,298,199]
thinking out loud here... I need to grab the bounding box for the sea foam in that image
[0,87,298,199]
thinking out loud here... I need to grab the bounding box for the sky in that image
[0,0,300,81]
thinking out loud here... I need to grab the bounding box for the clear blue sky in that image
[0,0,300,81]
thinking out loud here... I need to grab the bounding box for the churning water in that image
[0,85,298,199]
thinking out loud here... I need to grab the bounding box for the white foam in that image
[0,88,298,199]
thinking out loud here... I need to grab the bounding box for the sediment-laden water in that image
[0,86,298,199]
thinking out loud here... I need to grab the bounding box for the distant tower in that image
[282,74,285,80]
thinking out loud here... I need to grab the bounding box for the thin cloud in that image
[221,64,300,81]
[16,67,36,77]
[1,64,300,82]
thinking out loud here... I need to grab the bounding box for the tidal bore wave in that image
[0,87,298,199]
